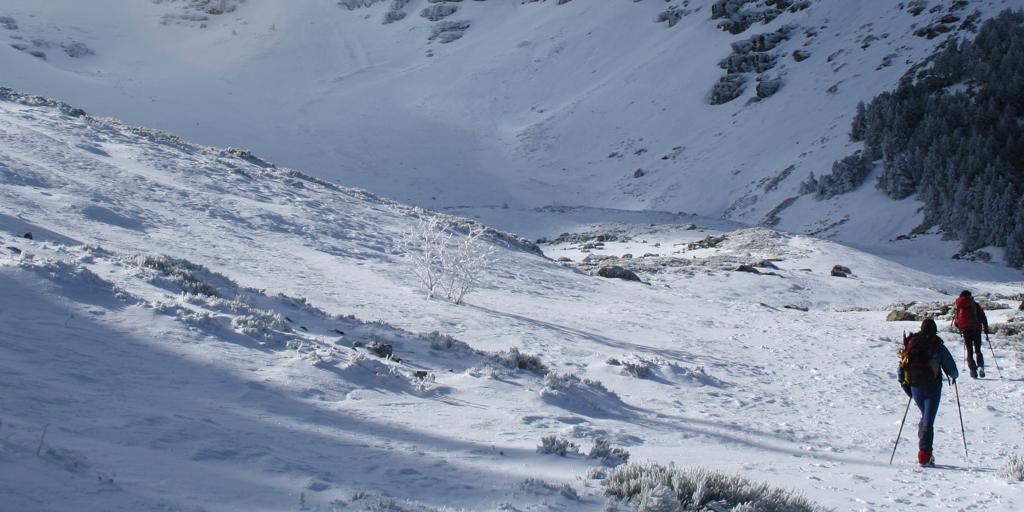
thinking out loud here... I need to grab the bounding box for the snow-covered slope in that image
[2,91,1023,511]
[0,0,1013,252]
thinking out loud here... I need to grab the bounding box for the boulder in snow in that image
[596,266,641,282]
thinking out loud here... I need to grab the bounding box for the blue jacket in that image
[931,342,959,382]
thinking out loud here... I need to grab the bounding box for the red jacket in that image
[954,296,988,331]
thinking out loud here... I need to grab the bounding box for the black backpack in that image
[900,332,942,387]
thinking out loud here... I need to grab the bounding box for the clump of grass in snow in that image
[589,438,630,467]
[134,254,220,297]
[493,347,547,374]
[1001,453,1024,482]
[604,462,825,512]
[519,478,580,501]
[537,435,579,456]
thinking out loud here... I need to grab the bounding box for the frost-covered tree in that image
[825,10,1024,265]
[439,226,496,305]
[401,215,452,298]
[401,214,495,303]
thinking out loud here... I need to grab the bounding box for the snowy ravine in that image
[2,92,1024,511]
[0,0,1018,254]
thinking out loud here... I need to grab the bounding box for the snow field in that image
[2,95,1023,510]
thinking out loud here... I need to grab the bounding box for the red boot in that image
[918,450,934,467]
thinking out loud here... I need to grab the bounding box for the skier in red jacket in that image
[953,290,989,378]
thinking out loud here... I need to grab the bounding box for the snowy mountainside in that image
[0,0,1014,253]
[3,91,1024,510]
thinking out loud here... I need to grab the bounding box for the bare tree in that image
[401,214,495,304]
[401,215,451,298]
[440,226,496,304]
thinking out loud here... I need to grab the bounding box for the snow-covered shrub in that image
[134,254,221,297]
[589,438,630,467]
[327,491,441,512]
[1001,453,1024,482]
[493,347,548,374]
[540,372,620,414]
[230,310,289,341]
[604,462,824,512]
[519,478,580,500]
[426,331,456,349]
[537,435,579,456]
[620,359,654,379]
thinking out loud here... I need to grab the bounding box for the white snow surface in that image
[2,93,1024,511]
[0,0,1017,252]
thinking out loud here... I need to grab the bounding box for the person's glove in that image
[901,383,912,398]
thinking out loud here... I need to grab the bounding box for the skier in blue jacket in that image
[898,318,958,466]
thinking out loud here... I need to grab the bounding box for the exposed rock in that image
[687,234,728,250]
[886,310,917,322]
[830,265,852,277]
[596,266,641,282]
[367,340,393,359]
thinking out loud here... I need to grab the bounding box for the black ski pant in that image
[962,328,984,370]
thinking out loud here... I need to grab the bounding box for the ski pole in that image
[953,379,968,461]
[889,396,912,465]
[985,333,1003,379]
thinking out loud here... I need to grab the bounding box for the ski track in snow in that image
[1,97,1023,510]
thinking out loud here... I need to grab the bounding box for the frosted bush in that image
[402,214,496,304]
[134,254,220,297]
[540,372,620,415]
[493,347,547,374]
[426,331,456,349]
[589,438,630,467]
[230,310,288,341]
[328,491,441,512]
[620,359,654,379]
[1001,453,1024,482]
[604,462,824,512]
[439,225,496,305]
[537,435,579,456]
[519,478,579,500]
